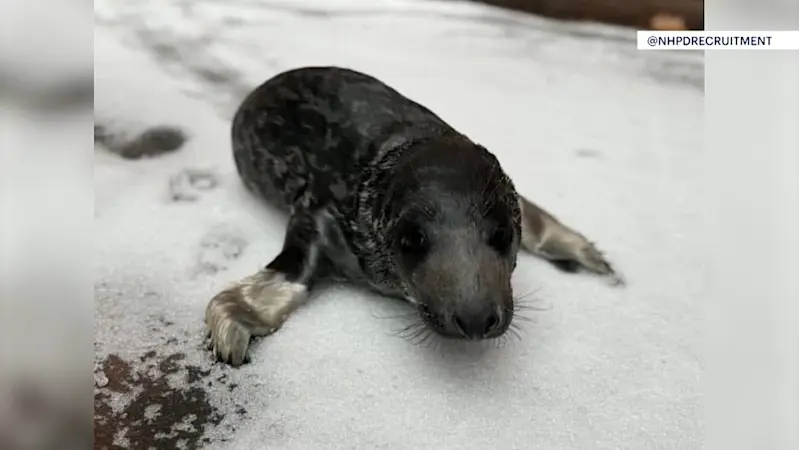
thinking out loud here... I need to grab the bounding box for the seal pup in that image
[205,66,623,366]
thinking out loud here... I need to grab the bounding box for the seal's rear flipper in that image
[518,195,625,286]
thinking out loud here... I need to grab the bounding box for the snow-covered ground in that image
[91,1,704,448]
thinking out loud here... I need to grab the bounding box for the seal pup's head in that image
[384,134,521,340]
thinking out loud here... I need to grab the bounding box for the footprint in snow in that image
[193,225,248,277]
[168,167,220,203]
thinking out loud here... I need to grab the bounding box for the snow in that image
[91,0,704,448]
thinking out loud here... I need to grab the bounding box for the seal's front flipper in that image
[518,195,625,286]
[205,210,324,366]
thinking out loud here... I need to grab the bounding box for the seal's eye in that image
[488,225,513,254]
[399,226,428,255]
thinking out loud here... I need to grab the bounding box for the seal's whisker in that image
[409,328,433,347]
[512,295,551,313]
[372,310,419,321]
[404,333,423,346]
[399,323,427,341]
[509,309,536,327]
[512,304,545,312]
[505,304,535,323]
[513,287,544,302]
[495,332,516,349]
[389,318,429,343]
[511,314,534,323]
[418,330,437,348]
[391,321,424,337]
[422,331,439,351]
[406,324,434,345]
[519,305,551,315]
[507,324,524,342]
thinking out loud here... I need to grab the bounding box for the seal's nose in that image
[452,307,502,339]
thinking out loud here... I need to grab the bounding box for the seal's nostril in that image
[453,310,502,339]
[453,316,468,337]
[484,312,500,334]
